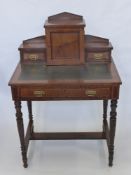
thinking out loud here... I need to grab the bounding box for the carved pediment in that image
[48,12,83,23]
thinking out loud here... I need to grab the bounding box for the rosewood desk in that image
[9,61,121,167]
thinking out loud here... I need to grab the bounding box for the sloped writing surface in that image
[19,63,112,81]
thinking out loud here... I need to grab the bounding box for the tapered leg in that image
[27,100,34,134]
[103,100,108,131]
[14,100,28,168]
[109,99,117,166]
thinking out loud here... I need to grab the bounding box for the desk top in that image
[9,62,121,86]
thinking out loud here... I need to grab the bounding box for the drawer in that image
[20,88,83,98]
[19,87,111,99]
[87,52,111,62]
[84,88,110,98]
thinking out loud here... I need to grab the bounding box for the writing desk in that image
[9,61,121,167]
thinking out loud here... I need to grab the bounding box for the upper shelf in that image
[19,35,113,51]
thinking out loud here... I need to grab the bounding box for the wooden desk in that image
[9,61,121,167]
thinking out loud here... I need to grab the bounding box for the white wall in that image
[0,0,131,174]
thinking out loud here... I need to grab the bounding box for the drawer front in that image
[21,52,46,63]
[19,87,111,99]
[87,52,111,62]
[84,88,110,98]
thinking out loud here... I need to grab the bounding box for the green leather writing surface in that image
[19,63,112,81]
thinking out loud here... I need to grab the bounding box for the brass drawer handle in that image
[94,53,103,60]
[85,90,96,97]
[33,90,45,97]
[29,54,38,60]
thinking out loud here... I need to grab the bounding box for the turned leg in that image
[103,100,108,127]
[103,100,108,120]
[109,99,117,166]
[14,100,28,168]
[27,100,34,135]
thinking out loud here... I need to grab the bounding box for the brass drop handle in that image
[29,54,38,61]
[33,90,45,97]
[94,53,103,60]
[85,90,96,97]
